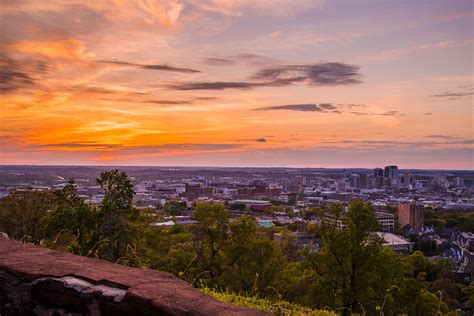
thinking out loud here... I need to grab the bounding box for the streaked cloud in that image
[429,92,473,98]
[0,54,36,93]
[425,134,456,139]
[380,111,400,116]
[203,57,235,66]
[142,100,193,105]
[358,39,473,63]
[0,0,185,27]
[251,62,362,86]
[168,81,256,90]
[168,62,361,90]
[254,103,400,117]
[187,0,323,17]
[255,103,327,112]
[33,142,242,152]
[350,110,403,117]
[322,138,474,150]
[97,60,200,73]
[33,142,122,150]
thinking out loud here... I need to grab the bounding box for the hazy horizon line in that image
[0,164,472,172]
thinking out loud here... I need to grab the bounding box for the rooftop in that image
[376,232,411,246]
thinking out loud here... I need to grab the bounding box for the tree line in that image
[0,170,472,315]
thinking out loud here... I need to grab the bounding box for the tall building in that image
[454,177,464,187]
[384,165,399,182]
[359,174,367,189]
[366,175,376,189]
[336,180,347,192]
[384,165,399,187]
[398,202,424,231]
[401,174,412,186]
[373,168,384,177]
[349,174,360,188]
[373,168,384,188]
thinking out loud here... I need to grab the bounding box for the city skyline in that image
[1,0,473,169]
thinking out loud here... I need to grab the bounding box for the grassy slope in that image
[200,288,337,315]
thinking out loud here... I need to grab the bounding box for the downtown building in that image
[398,202,424,231]
[375,211,395,232]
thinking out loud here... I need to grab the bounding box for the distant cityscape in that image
[1,165,472,210]
[1,165,473,273]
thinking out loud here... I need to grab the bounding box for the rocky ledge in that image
[0,234,263,315]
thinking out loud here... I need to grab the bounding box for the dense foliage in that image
[424,208,474,232]
[0,190,57,243]
[0,170,472,315]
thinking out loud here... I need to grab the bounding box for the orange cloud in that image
[79,0,184,26]
[10,40,88,60]
[188,0,323,17]
[0,0,184,27]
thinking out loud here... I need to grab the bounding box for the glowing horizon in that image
[1,0,473,169]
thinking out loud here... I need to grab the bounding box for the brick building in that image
[398,202,424,231]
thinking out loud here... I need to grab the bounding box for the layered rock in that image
[0,235,263,315]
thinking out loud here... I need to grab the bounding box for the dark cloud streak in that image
[0,54,36,93]
[167,62,362,90]
[251,62,362,86]
[203,57,235,66]
[255,104,324,112]
[425,134,455,139]
[381,110,400,116]
[142,100,192,105]
[97,60,200,73]
[255,103,402,116]
[429,86,474,99]
[168,81,256,90]
[430,92,474,98]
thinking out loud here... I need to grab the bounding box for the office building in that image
[373,168,384,188]
[359,174,367,189]
[398,202,424,231]
[349,174,360,189]
[384,165,399,183]
[336,180,347,192]
[375,211,395,232]
[374,168,384,177]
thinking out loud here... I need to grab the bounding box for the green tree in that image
[162,200,188,216]
[374,251,449,315]
[223,215,286,296]
[140,225,195,276]
[192,202,230,284]
[95,169,144,265]
[97,169,135,217]
[42,172,147,266]
[307,201,384,313]
[42,179,98,255]
[0,190,57,244]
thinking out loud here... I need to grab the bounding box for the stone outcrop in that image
[0,235,264,315]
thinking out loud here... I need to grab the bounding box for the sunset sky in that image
[1,0,473,169]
